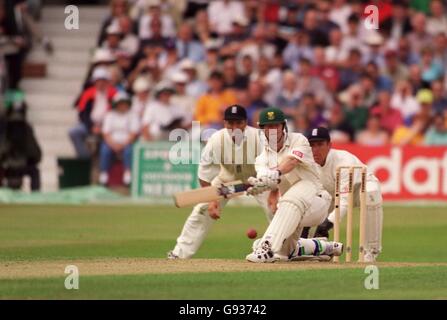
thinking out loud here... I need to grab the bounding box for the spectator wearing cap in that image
[222,57,249,91]
[355,114,390,146]
[363,31,385,68]
[391,80,420,123]
[370,90,403,135]
[179,59,208,98]
[175,22,205,63]
[142,82,188,140]
[207,0,246,36]
[170,71,195,122]
[420,47,443,83]
[407,13,433,55]
[99,92,140,186]
[138,0,176,39]
[381,50,409,84]
[426,0,447,36]
[130,76,151,117]
[101,22,124,57]
[431,80,447,114]
[424,113,447,145]
[194,71,237,129]
[69,67,117,159]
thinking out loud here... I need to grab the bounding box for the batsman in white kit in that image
[168,105,274,259]
[246,108,343,263]
[304,127,383,262]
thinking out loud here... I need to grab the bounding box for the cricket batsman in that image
[305,126,383,262]
[245,108,343,263]
[168,105,273,259]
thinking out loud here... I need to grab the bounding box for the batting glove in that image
[257,169,281,189]
[246,177,270,196]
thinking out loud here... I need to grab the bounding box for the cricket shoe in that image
[246,240,280,263]
[363,250,379,263]
[167,250,179,260]
[324,241,343,256]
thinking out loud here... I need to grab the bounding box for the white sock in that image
[99,172,108,185]
[261,201,303,253]
[123,170,131,185]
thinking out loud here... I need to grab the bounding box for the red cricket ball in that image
[246,228,257,239]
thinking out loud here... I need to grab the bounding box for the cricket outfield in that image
[1,204,446,299]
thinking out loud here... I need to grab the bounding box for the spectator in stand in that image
[407,12,433,55]
[325,27,349,68]
[97,0,129,47]
[194,71,237,129]
[142,82,188,140]
[396,37,420,66]
[424,113,447,145]
[138,0,176,39]
[359,73,378,109]
[175,22,205,63]
[433,32,447,69]
[356,114,390,146]
[382,50,409,84]
[130,76,151,117]
[316,0,340,35]
[99,92,139,187]
[311,46,340,97]
[341,84,369,132]
[117,15,139,56]
[69,67,117,159]
[370,90,403,135]
[222,57,249,91]
[101,22,124,58]
[299,8,329,47]
[245,79,269,126]
[325,104,355,143]
[419,47,444,83]
[328,0,352,33]
[297,92,325,129]
[339,48,364,90]
[179,59,208,98]
[364,61,394,92]
[170,71,195,122]
[196,40,220,81]
[408,64,424,94]
[207,0,246,36]
[426,0,447,36]
[139,16,173,49]
[252,55,282,106]
[381,0,412,45]
[275,70,300,111]
[391,80,420,124]
[431,80,447,114]
[282,29,313,71]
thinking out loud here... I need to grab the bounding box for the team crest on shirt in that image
[267,111,275,120]
[292,150,303,158]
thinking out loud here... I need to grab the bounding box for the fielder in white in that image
[305,126,383,262]
[246,108,343,263]
[168,105,273,259]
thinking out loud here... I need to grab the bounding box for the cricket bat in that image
[174,180,250,208]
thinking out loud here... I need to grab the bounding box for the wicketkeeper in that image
[245,108,343,263]
[305,127,383,262]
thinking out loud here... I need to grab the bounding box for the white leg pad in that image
[364,180,383,255]
[254,191,275,223]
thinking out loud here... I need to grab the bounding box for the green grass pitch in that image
[1,204,447,299]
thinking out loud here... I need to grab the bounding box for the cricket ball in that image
[246,228,257,239]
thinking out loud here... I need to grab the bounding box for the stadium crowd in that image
[69,0,447,185]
